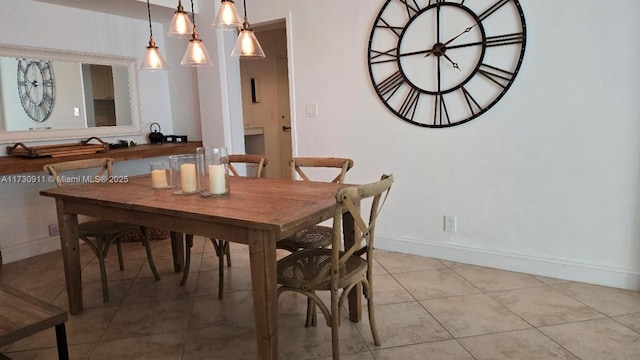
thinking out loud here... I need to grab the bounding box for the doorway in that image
[239,20,292,179]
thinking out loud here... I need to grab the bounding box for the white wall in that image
[243,0,640,290]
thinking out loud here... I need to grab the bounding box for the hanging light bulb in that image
[181,0,214,66]
[181,28,214,66]
[168,0,193,38]
[141,0,168,71]
[231,25,265,58]
[231,0,265,59]
[142,39,170,70]
[212,0,243,29]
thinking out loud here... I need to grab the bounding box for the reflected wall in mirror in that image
[0,44,142,143]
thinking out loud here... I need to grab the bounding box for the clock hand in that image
[442,54,461,71]
[399,48,434,57]
[443,24,478,47]
[436,2,441,44]
[425,24,477,58]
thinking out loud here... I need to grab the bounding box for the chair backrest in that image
[290,157,354,183]
[43,158,114,188]
[228,154,268,178]
[305,174,394,290]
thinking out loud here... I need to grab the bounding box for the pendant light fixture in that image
[168,0,194,38]
[140,0,169,71]
[231,0,266,59]
[212,0,243,29]
[181,0,214,66]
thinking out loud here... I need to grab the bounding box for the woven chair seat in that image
[277,248,367,291]
[277,225,333,251]
[78,220,140,237]
[121,227,170,242]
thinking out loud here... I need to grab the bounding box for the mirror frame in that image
[0,43,142,143]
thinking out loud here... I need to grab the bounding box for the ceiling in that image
[34,0,285,36]
[34,0,285,32]
[34,0,179,22]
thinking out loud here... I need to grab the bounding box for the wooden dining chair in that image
[43,158,160,303]
[277,174,394,359]
[276,157,354,252]
[181,154,268,299]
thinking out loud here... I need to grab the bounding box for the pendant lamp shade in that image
[141,38,170,70]
[181,29,214,66]
[212,0,243,29]
[231,24,265,59]
[141,0,168,71]
[168,0,193,38]
[230,0,266,59]
[180,0,214,67]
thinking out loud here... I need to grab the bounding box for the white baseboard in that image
[1,237,61,264]
[4,234,639,291]
[376,235,640,291]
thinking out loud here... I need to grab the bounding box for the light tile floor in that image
[2,237,640,359]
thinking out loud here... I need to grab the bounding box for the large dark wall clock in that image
[368,0,526,128]
[17,59,55,123]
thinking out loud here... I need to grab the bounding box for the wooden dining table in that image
[40,175,361,359]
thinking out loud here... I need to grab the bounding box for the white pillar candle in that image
[208,164,226,194]
[151,169,168,188]
[180,163,197,193]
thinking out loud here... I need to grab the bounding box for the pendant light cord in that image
[147,0,153,38]
[243,0,248,18]
[190,0,196,27]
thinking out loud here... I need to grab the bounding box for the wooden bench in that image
[0,285,69,359]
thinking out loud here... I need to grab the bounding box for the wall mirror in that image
[0,44,142,143]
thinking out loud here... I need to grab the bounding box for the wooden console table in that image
[0,142,202,176]
[0,285,69,359]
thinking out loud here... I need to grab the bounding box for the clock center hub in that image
[432,43,446,56]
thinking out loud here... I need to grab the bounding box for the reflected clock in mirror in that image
[17,59,55,123]
[0,44,142,142]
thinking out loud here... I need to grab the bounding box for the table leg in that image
[55,199,82,315]
[343,208,362,322]
[170,232,184,273]
[248,230,278,360]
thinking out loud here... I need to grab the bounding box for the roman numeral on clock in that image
[478,64,514,88]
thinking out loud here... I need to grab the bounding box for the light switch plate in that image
[305,103,318,117]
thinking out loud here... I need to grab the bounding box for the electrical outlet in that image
[444,216,457,232]
[48,223,60,236]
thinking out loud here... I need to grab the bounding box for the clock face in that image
[17,59,55,123]
[368,0,526,128]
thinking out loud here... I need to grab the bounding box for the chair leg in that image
[225,241,232,267]
[96,237,110,303]
[218,256,224,299]
[331,291,341,360]
[116,238,124,271]
[140,227,160,281]
[366,282,380,346]
[305,295,318,327]
[180,234,194,286]
[210,239,228,299]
